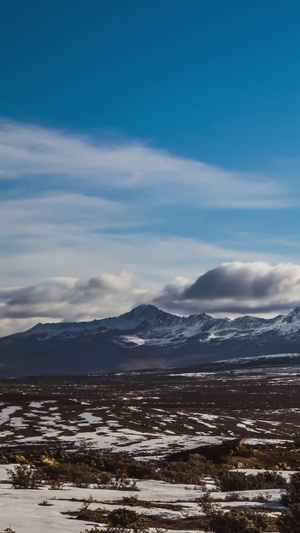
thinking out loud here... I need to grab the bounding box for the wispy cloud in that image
[0,119,298,333]
[0,119,292,209]
[0,193,133,241]
[0,201,287,290]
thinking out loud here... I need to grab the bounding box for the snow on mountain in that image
[22,319,103,339]
[20,305,237,346]
[2,304,300,378]
[100,304,180,330]
[216,352,300,364]
[231,315,268,330]
[248,308,300,338]
[19,304,300,347]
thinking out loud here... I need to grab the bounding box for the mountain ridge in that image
[16,303,294,341]
[0,304,300,377]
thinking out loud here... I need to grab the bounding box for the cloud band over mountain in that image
[155,262,300,314]
[1,261,300,337]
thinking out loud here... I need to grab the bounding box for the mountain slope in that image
[0,305,300,377]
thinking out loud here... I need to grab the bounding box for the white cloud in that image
[0,316,60,338]
[0,214,286,290]
[0,193,131,239]
[0,119,292,209]
[0,120,298,336]
[0,120,297,296]
[2,261,300,337]
[0,271,146,336]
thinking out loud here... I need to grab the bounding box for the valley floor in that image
[0,366,300,451]
[0,364,300,532]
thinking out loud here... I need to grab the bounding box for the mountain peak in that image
[290,306,300,314]
[98,304,178,331]
[121,304,179,327]
[129,304,160,316]
[282,306,300,324]
[3,304,300,377]
[193,312,213,319]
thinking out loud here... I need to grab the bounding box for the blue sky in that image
[1,0,300,335]
[2,0,300,168]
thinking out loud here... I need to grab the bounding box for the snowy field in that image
[0,367,300,531]
[0,367,300,451]
[0,465,289,532]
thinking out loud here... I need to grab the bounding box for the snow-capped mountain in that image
[0,304,300,377]
[19,304,300,345]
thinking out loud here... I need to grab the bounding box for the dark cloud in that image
[183,262,300,299]
[154,262,300,315]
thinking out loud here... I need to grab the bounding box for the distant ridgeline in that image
[0,304,300,377]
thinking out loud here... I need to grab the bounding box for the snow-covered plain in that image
[0,363,299,531]
[0,394,297,453]
[0,465,287,533]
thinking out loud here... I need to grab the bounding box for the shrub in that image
[225,493,241,501]
[197,493,215,514]
[256,493,272,503]
[101,452,214,484]
[198,495,271,533]
[215,470,286,492]
[38,500,53,506]
[108,476,138,491]
[277,503,300,532]
[282,473,300,505]
[75,505,106,522]
[7,465,42,489]
[122,496,140,506]
[42,460,138,490]
[279,474,300,531]
[6,450,223,487]
[108,508,144,528]
[43,462,101,487]
[208,507,271,533]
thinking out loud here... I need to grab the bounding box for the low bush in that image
[107,475,138,491]
[208,507,271,533]
[95,452,216,484]
[215,470,287,492]
[256,493,272,503]
[7,465,43,489]
[6,450,224,488]
[277,503,300,532]
[108,508,145,528]
[198,495,271,533]
[198,494,270,533]
[43,462,107,488]
[281,472,300,506]
[76,507,147,529]
[225,492,241,501]
[38,500,53,506]
[122,495,140,506]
